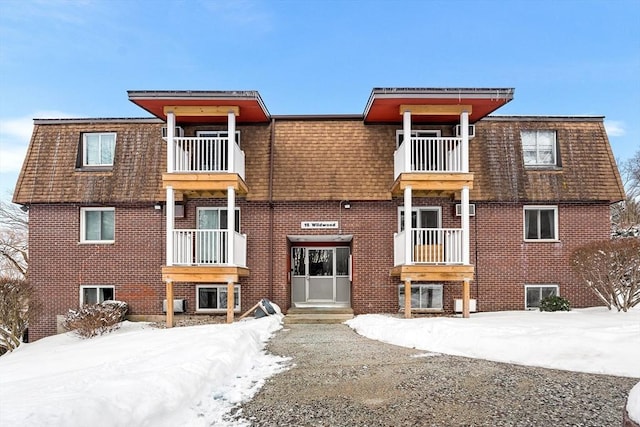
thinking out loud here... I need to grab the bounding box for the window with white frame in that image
[398,284,443,310]
[196,285,240,312]
[525,284,558,310]
[197,130,241,147]
[80,285,114,305]
[398,206,441,232]
[396,129,440,148]
[521,130,557,167]
[197,207,240,232]
[524,206,558,241]
[82,133,116,166]
[80,207,115,243]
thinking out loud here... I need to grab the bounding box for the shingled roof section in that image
[13,115,624,206]
[471,116,625,203]
[266,118,395,202]
[13,118,166,205]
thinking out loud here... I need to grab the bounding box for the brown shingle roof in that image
[13,116,624,205]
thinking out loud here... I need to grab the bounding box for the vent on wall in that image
[455,204,476,216]
[161,126,184,138]
[454,124,475,138]
[162,299,186,313]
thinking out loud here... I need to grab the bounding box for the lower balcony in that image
[162,229,249,283]
[391,228,474,282]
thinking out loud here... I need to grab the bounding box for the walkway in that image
[235,323,635,426]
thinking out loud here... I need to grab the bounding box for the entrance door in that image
[291,247,351,307]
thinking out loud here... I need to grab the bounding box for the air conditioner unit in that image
[454,298,477,313]
[161,126,184,138]
[455,203,476,216]
[454,124,475,138]
[162,299,186,313]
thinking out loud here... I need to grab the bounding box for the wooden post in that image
[404,279,412,319]
[166,280,174,328]
[462,279,471,319]
[226,281,235,323]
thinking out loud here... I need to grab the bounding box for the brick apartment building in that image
[13,88,625,340]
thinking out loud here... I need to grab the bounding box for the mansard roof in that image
[13,115,624,205]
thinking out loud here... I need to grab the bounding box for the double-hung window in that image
[524,206,558,241]
[196,285,240,312]
[80,285,114,305]
[521,130,557,167]
[81,207,115,243]
[525,285,558,310]
[83,133,116,167]
[398,284,443,310]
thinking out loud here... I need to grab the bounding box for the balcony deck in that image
[162,172,248,198]
[390,264,474,282]
[162,265,249,283]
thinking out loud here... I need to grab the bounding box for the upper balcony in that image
[162,136,248,198]
[391,135,473,197]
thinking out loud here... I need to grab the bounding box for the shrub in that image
[0,277,40,355]
[62,300,128,338]
[571,238,640,312]
[539,295,571,312]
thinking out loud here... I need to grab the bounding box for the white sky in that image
[0,0,639,200]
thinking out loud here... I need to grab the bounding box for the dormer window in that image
[83,132,116,166]
[521,130,557,167]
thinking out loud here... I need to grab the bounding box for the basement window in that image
[196,285,240,313]
[80,285,114,305]
[398,283,443,311]
[525,285,558,310]
[81,132,116,167]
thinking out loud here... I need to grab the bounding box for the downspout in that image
[268,118,275,300]
[474,211,480,311]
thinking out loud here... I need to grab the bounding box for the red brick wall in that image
[28,199,609,341]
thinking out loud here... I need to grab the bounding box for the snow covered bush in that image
[539,295,571,312]
[570,238,640,312]
[62,300,128,338]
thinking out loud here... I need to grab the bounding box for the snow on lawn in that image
[0,316,288,427]
[346,307,640,423]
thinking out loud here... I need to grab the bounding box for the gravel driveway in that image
[234,323,636,426]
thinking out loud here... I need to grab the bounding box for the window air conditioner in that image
[162,299,186,313]
[454,298,477,313]
[454,124,475,138]
[455,203,476,216]
[161,126,184,138]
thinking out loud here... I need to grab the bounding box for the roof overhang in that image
[127,90,271,124]
[363,87,514,124]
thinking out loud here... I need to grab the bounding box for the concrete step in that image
[285,308,354,324]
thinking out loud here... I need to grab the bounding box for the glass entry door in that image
[291,247,351,306]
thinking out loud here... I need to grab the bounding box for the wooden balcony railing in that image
[172,229,247,267]
[394,228,464,266]
[394,137,464,179]
[169,137,245,178]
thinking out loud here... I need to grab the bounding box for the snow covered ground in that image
[1,307,639,426]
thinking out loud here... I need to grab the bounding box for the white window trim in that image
[196,130,241,148]
[524,284,559,310]
[196,284,241,313]
[396,129,441,148]
[397,206,442,233]
[521,130,557,167]
[398,283,444,312]
[82,132,116,167]
[79,285,115,306]
[80,207,115,244]
[523,205,559,242]
[196,207,241,232]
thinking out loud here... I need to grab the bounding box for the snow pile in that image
[0,316,287,427]
[346,308,640,377]
[347,307,640,423]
